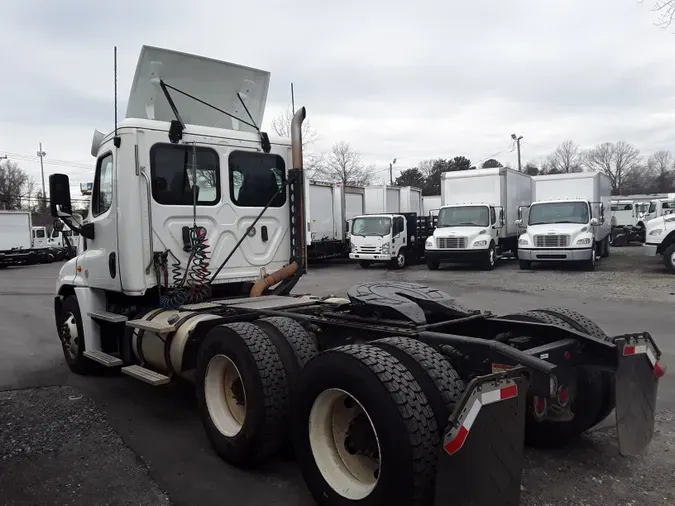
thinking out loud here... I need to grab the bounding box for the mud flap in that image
[434,370,529,506]
[614,336,663,456]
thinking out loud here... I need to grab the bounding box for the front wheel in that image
[582,246,596,271]
[358,261,372,269]
[426,259,440,270]
[601,237,610,258]
[483,244,496,270]
[663,243,675,273]
[59,295,96,375]
[519,260,531,270]
[390,251,406,269]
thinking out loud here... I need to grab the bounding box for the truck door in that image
[392,216,405,253]
[78,150,121,291]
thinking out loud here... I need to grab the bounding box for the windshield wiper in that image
[158,80,272,153]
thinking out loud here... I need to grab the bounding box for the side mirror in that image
[515,219,523,226]
[49,174,72,217]
[590,217,599,226]
[53,219,64,232]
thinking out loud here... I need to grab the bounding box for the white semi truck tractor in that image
[49,46,663,506]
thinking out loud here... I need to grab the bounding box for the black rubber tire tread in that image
[533,307,615,427]
[196,322,289,467]
[519,260,531,270]
[253,317,318,368]
[483,242,496,271]
[359,260,372,269]
[294,344,439,506]
[426,259,440,270]
[58,295,99,375]
[663,243,675,273]
[514,310,605,446]
[373,337,465,433]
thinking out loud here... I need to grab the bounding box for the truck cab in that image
[349,213,427,268]
[32,226,50,249]
[517,199,607,270]
[643,213,675,272]
[424,204,504,270]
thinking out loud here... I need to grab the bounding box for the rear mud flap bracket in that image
[435,370,529,506]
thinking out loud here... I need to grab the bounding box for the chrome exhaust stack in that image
[291,107,306,170]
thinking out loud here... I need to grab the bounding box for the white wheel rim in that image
[670,251,675,264]
[309,388,381,500]
[204,354,247,437]
[398,254,405,267]
[489,248,495,265]
[61,312,79,359]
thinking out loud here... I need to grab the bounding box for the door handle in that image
[108,252,117,279]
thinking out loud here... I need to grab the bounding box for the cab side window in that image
[393,217,404,235]
[92,153,114,217]
[490,207,496,225]
[229,151,286,207]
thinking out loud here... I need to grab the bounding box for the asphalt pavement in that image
[0,250,673,505]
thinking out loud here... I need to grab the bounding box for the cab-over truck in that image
[50,46,663,506]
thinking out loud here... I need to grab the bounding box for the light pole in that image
[37,143,47,208]
[511,134,523,172]
[389,158,397,185]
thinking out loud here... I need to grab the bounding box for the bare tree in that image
[543,140,583,174]
[0,160,31,210]
[584,141,642,194]
[270,107,320,148]
[647,150,674,192]
[417,159,435,178]
[314,141,375,186]
[640,0,675,27]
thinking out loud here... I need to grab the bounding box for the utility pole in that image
[37,143,47,209]
[389,158,397,185]
[511,134,523,172]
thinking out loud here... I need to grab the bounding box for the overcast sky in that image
[1,0,674,195]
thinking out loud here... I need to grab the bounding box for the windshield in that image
[529,202,589,225]
[351,217,392,236]
[437,206,489,227]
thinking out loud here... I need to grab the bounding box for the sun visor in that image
[125,45,270,133]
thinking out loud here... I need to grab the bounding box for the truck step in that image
[125,319,175,334]
[83,350,123,367]
[121,365,170,386]
[87,311,128,324]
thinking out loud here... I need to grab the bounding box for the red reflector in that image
[564,351,571,360]
[623,345,636,355]
[654,362,666,378]
[534,397,546,414]
[500,384,518,400]
[444,425,469,455]
[558,387,569,406]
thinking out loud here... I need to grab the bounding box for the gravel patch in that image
[0,386,170,506]
[521,410,675,505]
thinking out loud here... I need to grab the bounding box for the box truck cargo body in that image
[518,172,611,270]
[425,168,532,270]
[306,181,348,260]
[363,185,423,215]
[0,211,38,266]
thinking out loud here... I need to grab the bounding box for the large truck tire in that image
[372,337,464,432]
[532,307,614,427]
[196,322,289,467]
[358,260,372,269]
[483,243,497,271]
[518,260,531,270]
[390,250,407,269]
[426,258,440,270]
[512,310,604,447]
[601,237,610,258]
[581,245,596,271]
[294,345,439,505]
[663,243,675,273]
[58,295,99,375]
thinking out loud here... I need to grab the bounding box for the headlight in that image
[576,237,591,245]
[351,243,357,252]
[473,240,487,247]
[518,238,529,245]
[381,243,390,254]
[649,228,664,236]
[425,238,433,248]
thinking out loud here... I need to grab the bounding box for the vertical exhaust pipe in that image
[250,107,307,298]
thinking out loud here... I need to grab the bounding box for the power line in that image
[0,151,94,170]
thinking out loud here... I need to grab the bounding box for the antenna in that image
[113,46,121,148]
[291,82,295,114]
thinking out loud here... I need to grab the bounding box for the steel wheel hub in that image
[61,312,79,359]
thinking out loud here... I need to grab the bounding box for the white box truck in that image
[517,172,611,271]
[306,181,348,260]
[363,185,423,215]
[422,195,442,217]
[424,168,532,270]
[0,210,38,267]
[643,213,675,272]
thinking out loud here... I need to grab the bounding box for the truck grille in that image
[357,246,380,254]
[438,237,468,249]
[533,234,570,248]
